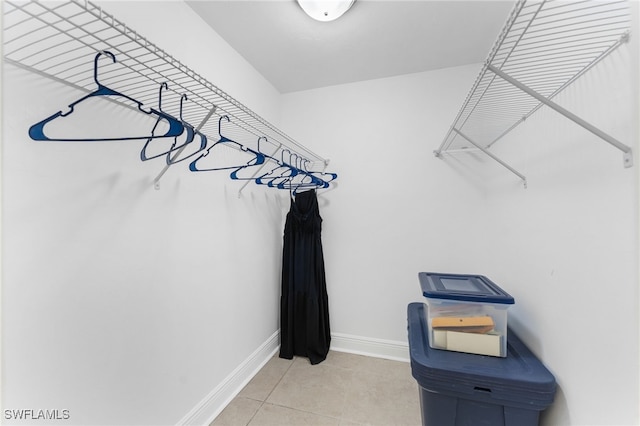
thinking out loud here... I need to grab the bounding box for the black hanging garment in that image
[279,189,330,365]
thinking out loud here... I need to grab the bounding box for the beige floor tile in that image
[265,356,352,418]
[341,367,422,426]
[238,355,294,401]
[248,403,339,426]
[213,351,423,426]
[210,397,262,426]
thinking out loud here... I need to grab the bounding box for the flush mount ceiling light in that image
[296,0,356,22]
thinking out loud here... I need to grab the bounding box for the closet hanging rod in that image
[3,0,329,170]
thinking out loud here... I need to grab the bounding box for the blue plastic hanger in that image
[302,159,338,186]
[254,149,298,186]
[228,136,278,180]
[140,89,195,161]
[163,95,209,165]
[278,172,331,194]
[253,150,335,192]
[258,152,322,192]
[266,153,304,189]
[188,115,266,172]
[267,155,331,193]
[29,51,185,141]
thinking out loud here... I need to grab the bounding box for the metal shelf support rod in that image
[452,128,528,188]
[488,64,633,168]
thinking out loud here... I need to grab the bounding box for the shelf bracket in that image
[488,65,633,169]
[153,106,217,190]
[452,128,527,188]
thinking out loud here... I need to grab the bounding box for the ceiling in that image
[186,0,516,94]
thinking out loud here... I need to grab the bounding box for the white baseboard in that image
[177,331,409,425]
[330,332,410,362]
[176,331,280,426]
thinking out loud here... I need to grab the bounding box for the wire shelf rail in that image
[435,0,633,187]
[3,0,332,191]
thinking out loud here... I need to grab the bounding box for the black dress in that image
[279,189,330,365]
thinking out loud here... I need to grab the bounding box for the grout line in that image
[263,355,295,402]
[243,401,263,426]
[243,355,296,426]
[256,402,344,423]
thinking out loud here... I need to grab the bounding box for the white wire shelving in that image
[2,0,333,191]
[435,0,633,188]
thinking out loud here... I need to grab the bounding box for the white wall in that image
[282,64,493,342]
[3,1,638,425]
[281,17,639,426]
[2,1,288,425]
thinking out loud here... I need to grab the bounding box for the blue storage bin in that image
[408,302,556,426]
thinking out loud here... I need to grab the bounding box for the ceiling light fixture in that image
[296,0,356,22]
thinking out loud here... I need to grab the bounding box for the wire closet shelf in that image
[435,0,633,188]
[3,0,333,192]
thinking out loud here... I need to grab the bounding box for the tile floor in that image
[211,351,422,426]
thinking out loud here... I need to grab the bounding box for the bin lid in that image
[419,272,515,304]
[408,303,556,410]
